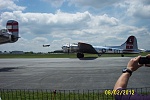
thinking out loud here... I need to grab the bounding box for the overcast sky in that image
[0,0,150,52]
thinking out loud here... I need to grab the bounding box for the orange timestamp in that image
[104,89,135,96]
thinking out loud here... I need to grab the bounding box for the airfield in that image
[0,55,150,90]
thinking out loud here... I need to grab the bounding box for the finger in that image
[146,54,150,58]
[135,55,141,62]
[131,56,138,61]
[138,64,143,67]
[145,64,150,67]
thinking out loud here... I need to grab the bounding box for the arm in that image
[114,56,143,90]
[114,72,130,90]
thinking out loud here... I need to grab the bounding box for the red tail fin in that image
[6,20,19,34]
[126,36,134,49]
[120,36,138,50]
[6,20,19,42]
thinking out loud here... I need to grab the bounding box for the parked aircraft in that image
[62,43,78,53]
[0,20,19,44]
[77,36,140,58]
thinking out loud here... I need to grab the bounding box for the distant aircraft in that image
[77,36,140,58]
[0,20,19,44]
[43,44,50,47]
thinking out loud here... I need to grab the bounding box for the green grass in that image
[0,52,149,58]
[0,53,75,58]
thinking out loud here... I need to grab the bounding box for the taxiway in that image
[0,57,150,90]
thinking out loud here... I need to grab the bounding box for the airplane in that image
[77,36,140,58]
[62,43,78,53]
[0,20,19,44]
[43,44,50,47]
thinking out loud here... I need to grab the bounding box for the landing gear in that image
[121,54,124,57]
[98,54,102,57]
[77,53,84,58]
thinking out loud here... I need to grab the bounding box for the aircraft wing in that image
[78,42,98,54]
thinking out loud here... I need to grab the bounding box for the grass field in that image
[0,52,149,58]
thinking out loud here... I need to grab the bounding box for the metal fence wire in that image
[0,87,150,100]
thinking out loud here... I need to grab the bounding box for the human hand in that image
[127,56,143,72]
[145,54,150,67]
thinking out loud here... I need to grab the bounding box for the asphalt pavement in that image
[0,57,150,90]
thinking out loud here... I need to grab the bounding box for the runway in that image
[0,57,150,90]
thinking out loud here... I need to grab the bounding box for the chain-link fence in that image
[0,87,150,100]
